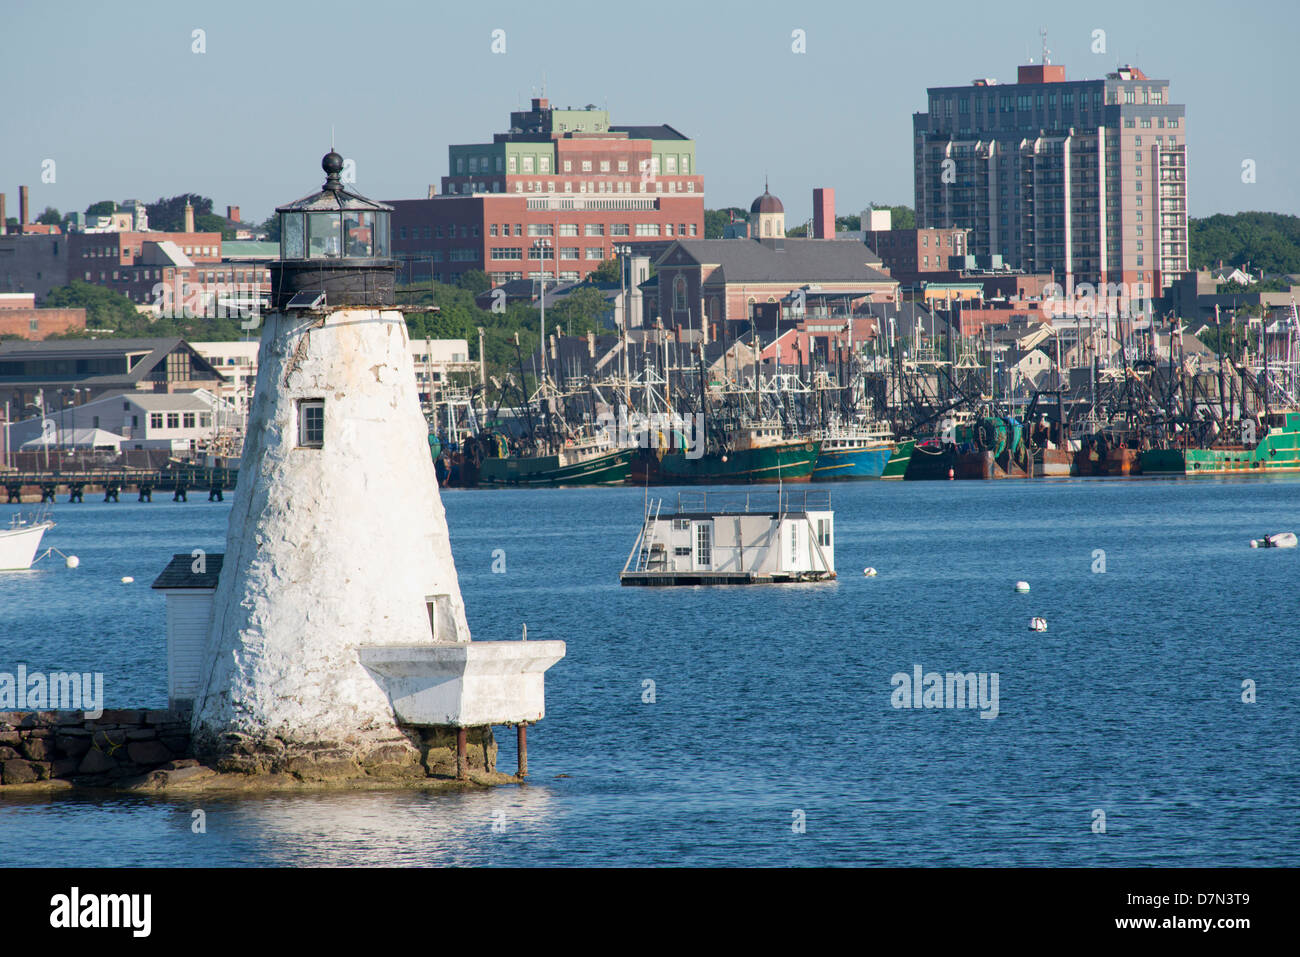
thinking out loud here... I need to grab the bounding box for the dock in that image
[0,467,238,503]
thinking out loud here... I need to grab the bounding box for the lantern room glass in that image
[374,212,390,258]
[343,210,374,257]
[308,212,342,259]
[281,212,305,259]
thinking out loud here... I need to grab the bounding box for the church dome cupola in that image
[750,181,785,238]
[271,150,397,309]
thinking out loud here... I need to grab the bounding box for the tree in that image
[546,286,611,336]
[867,203,916,230]
[588,258,622,284]
[195,212,235,240]
[836,214,861,231]
[260,214,281,243]
[44,280,145,331]
[85,200,117,217]
[146,194,214,232]
[35,207,62,226]
[1189,212,1300,275]
[456,269,491,295]
[705,207,750,239]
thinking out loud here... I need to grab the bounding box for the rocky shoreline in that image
[0,710,508,796]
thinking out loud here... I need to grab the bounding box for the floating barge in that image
[620,490,836,586]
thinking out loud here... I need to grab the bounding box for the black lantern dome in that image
[270,150,397,310]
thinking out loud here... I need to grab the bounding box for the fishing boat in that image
[810,421,899,481]
[655,420,819,485]
[1139,410,1300,475]
[0,511,54,571]
[478,433,632,486]
[620,489,835,585]
[881,439,916,480]
[905,415,1031,480]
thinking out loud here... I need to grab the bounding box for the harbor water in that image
[1,476,1298,866]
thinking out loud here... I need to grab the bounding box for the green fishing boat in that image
[479,443,632,486]
[1139,411,1300,475]
[881,439,915,480]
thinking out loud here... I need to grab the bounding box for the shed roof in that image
[151,552,224,590]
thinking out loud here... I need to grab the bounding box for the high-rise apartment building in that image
[914,63,1188,298]
[390,98,704,287]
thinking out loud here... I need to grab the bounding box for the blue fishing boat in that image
[810,424,898,480]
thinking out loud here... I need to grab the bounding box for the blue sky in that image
[2,0,1295,227]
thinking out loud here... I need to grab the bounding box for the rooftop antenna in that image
[331,124,335,151]
[1040,26,1050,65]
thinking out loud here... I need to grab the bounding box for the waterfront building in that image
[389,98,704,288]
[3,388,235,452]
[0,336,226,414]
[914,61,1189,297]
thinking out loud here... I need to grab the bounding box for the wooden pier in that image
[0,468,238,503]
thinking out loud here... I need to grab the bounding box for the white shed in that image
[150,552,223,710]
[622,491,836,585]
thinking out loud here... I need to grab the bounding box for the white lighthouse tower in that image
[191,152,563,780]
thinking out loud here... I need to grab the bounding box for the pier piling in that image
[456,727,468,780]
[516,723,528,779]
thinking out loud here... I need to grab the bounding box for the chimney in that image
[0,193,6,234]
[813,187,835,239]
[19,186,29,227]
[427,185,438,199]
[184,201,195,233]
[226,205,240,223]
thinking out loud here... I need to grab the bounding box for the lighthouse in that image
[190,151,564,781]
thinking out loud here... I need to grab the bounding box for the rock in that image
[55,734,92,757]
[0,746,19,761]
[126,740,172,766]
[126,729,157,741]
[161,765,214,785]
[0,731,19,745]
[77,749,117,775]
[50,758,80,777]
[158,759,199,771]
[98,709,145,725]
[159,736,191,754]
[19,737,49,761]
[144,710,179,726]
[92,729,126,751]
[1,759,39,785]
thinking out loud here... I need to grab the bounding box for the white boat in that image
[0,513,54,570]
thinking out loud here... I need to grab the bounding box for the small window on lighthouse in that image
[298,400,325,448]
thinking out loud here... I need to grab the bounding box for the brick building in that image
[865,227,970,273]
[389,98,704,287]
[0,292,85,338]
[652,188,897,337]
[914,61,1189,297]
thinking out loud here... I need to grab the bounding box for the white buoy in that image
[863,567,877,577]
[1250,540,1260,548]
[65,555,80,569]
[1014,581,1030,593]
[1029,617,1047,632]
[120,576,134,584]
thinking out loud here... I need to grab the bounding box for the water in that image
[1,476,1298,866]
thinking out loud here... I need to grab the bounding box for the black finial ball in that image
[322,151,344,177]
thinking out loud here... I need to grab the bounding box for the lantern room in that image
[270,150,397,309]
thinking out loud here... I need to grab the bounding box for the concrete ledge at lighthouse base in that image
[359,640,566,727]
